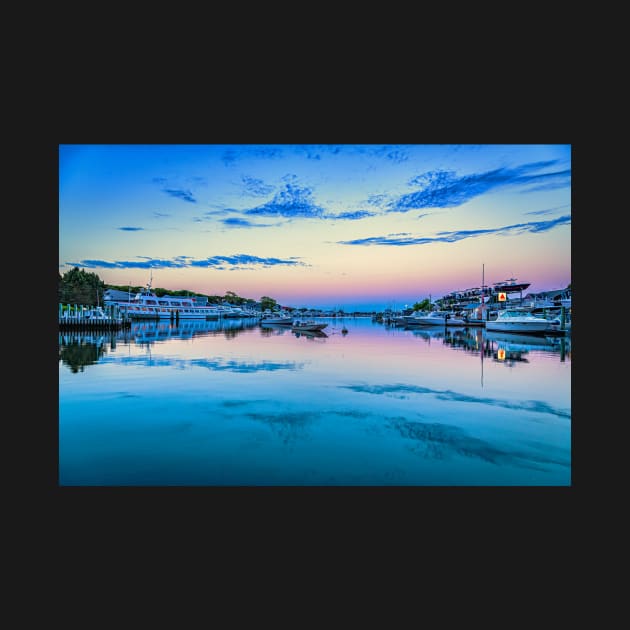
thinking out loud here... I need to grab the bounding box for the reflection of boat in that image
[293,329,328,339]
[410,327,446,340]
[485,330,564,352]
[485,309,551,333]
[493,347,529,363]
[130,318,258,344]
[406,311,467,326]
[291,320,328,332]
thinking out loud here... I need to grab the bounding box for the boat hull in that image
[485,321,550,333]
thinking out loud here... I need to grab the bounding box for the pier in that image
[59,304,131,331]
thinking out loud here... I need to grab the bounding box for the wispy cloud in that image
[366,193,391,207]
[326,210,377,221]
[389,161,570,212]
[242,179,325,218]
[67,254,307,270]
[525,204,570,216]
[118,226,144,231]
[241,175,275,197]
[222,146,284,165]
[153,212,171,218]
[221,217,274,228]
[339,215,571,246]
[162,188,196,203]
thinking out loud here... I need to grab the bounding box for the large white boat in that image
[485,309,552,334]
[406,311,467,326]
[105,279,222,320]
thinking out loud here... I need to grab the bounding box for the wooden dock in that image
[59,304,132,331]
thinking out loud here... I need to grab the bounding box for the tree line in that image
[59,267,279,311]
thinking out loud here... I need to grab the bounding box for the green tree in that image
[412,299,431,311]
[224,290,245,305]
[59,267,105,305]
[260,296,278,311]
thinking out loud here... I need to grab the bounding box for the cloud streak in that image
[339,215,571,246]
[162,188,197,203]
[387,161,570,212]
[117,227,144,231]
[241,175,275,197]
[242,180,326,218]
[66,254,307,270]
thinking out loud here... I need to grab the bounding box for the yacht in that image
[485,309,552,334]
[105,278,222,320]
[406,311,467,326]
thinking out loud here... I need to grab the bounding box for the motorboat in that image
[261,311,293,325]
[485,309,552,334]
[405,310,467,326]
[291,319,328,332]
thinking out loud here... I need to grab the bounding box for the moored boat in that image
[291,319,328,332]
[261,311,293,325]
[485,309,552,334]
[105,277,223,320]
[406,310,467,326]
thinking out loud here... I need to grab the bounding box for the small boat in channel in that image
[291,319,328,332]
[261,310,293,325]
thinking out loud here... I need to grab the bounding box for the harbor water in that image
[58,317,571,485]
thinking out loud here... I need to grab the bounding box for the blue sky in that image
[59,144,571,310]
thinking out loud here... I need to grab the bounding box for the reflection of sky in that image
[59,318,570,485]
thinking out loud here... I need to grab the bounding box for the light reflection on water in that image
[59,317,571,486]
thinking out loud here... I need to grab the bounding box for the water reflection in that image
[410,325,571,362]
[131,318,259,345]
[387,417,570,471]
[259,324,289,336]
[59,317,571,485]
[292,330,328,340]
[58,338,110,373]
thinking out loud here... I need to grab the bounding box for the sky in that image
[59,144,571,311]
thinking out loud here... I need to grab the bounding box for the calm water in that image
[58,317,571,485]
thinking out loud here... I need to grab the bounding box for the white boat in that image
[291,319,328,332]
[105,277,223,320]
[261,311,293,325]
[485,309,552,333]
[406,311,467,326]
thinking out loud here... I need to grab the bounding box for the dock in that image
[59,304,132,331]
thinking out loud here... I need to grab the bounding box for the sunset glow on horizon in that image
[59,144,571,310]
